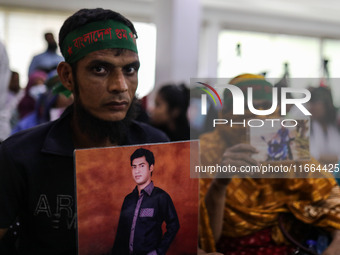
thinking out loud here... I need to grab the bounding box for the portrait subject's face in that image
[131,156,153,188]
[74,49,139,122]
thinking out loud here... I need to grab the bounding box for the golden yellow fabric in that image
[199,126,340,252]
[199,196,217,252]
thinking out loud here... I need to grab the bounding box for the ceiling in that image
[1,0,340,38]
[1,0,340,23]
[202,0,340,23]
[0,0,154,21]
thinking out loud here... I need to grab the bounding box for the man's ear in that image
[57,62,74,93]
[149,164,154,173]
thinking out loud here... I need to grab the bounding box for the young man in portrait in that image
[112,148,180,255]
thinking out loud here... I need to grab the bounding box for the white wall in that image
[1,0,340,98]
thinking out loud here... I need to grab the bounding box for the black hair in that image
[130,148,155,167]
[157,83,190,140]
[58,8,138,59]
[158,83,189,112]
[44,32,53,38]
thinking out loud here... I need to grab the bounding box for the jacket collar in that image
[40,105,157,157]
[41,106,74,157]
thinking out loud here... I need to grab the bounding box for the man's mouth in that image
[103,101,128,110]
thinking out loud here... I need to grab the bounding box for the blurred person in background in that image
[6,71,23,132]
[17,70,47,120]
[150,83,190,141]
[8,71,21,95]
[199,74,340,255]
[0,41,13,142]
[134,96,150,124]
[188,87,218,140]
[309,86,340,165]
[28,32,64,75]
[12,74,73,134]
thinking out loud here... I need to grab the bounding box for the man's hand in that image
[322,242,340,255]
[215,143,259,185]
[221,143,258,170]
[322,230,340,255]
[205,143,258,243]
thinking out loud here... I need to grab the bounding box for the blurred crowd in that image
[0,33,73,142]
[2,32,340,166]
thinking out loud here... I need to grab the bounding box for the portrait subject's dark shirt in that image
[112,182,180,255]
[129,182,154,254]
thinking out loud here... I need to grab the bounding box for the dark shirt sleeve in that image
[156,193,180,255]
[0,143,22,228]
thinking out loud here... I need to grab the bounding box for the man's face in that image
[131,156,153,187]
[74,49,139,122]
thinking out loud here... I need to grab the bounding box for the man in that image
[112,148,179,255]
[0,8,168,254]
[28,32,64,75]
[199,74,340,255]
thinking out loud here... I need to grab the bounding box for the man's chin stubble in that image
[74,98,137,145]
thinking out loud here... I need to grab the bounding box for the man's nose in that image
[107,70,128,93]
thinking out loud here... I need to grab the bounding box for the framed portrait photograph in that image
[74,141,199,255]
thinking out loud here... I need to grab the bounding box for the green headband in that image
[61,20,138,63]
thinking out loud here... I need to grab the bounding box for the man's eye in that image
[93,66,107,74]
[124,66,137,75]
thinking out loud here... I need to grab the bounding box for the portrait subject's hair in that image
[130,148,155,167]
